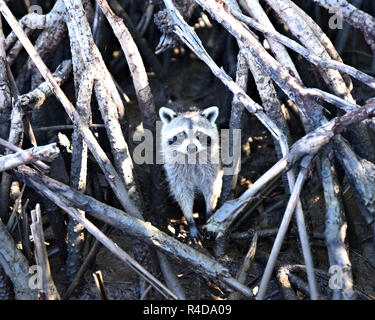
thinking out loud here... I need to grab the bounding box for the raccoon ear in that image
[201,106,219,123]
[159,107,177,124]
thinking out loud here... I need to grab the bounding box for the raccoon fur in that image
[159,106,223,241]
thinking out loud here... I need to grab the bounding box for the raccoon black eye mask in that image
[195,131,211,146]
[168,131,212,147]
[168,135,177,145]
[168,131,187,145]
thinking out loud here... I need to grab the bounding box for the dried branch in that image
[0,218,35,299]
[63,0,143,217]
[96,0,163,218]
[0,17,11,143]
[6,183,25,236]
[5,9,62,50]
[21,198,32,263]
[0,42,23,222]
[92,270,107,300]
[18,60,72,112]
[229,232,257,300]
[321,148,355,300]
[276,264,320,299]
[30,204,60,300]
[234,0,294,198]
[66,69,94,281]
[33,124,105,132]
[156,251,186,300]
[286,101,375,166]
[225,4,318,298]
[276,265,298,300]
[333,135,375,241]
[0,143,59,172]
[220,49,248,202]
[0,137,49,172]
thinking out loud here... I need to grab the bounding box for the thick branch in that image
[0,219,35,299]
[0,143,59,172]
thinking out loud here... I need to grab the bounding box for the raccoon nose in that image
[187,144,197,154]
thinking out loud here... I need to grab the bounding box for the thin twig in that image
[92,270,108,300]
[229,232,257,300]
[30,204,60,300]
[256,156,318,299]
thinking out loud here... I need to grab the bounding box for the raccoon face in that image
[159,106,219,157]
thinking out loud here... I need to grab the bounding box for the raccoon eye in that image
[169,136,177,145]
[207,136,211,146]
[178,131,187,139]
[196,131,202,140]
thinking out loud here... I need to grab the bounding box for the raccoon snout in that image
[187,143,198,154]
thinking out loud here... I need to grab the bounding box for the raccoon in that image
[159,106,223,241]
